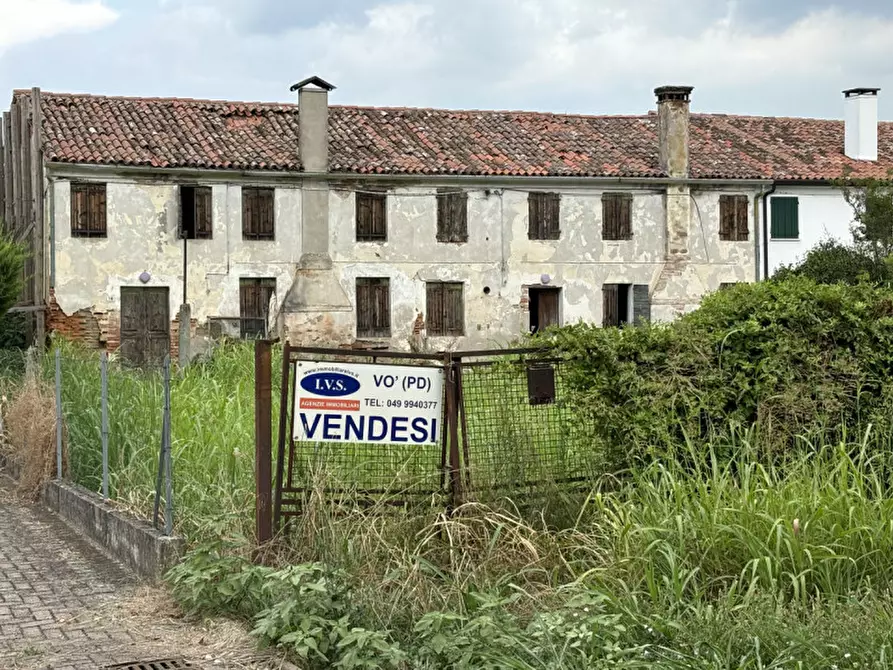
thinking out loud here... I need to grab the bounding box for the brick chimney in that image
[844,87,880,161]
[291,75,335,173]
[655,86,694,178]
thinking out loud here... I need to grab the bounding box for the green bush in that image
[774,238,890,285]
[541,277,893,466]
[0,229,27,317]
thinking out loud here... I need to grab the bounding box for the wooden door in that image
[120,287,170,367]
[538,289,560,330]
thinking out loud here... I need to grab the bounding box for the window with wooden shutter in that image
[356,191,388,241]
[436,190,468,243]
[239,278,276,339]
[70,183,107,237]
[771,197,799,239]
[719,195,749,241]
[180,185,212,239]
[602,193,633,240]
[426,282,464,336]
[242,187,274,240]
[528,192,560,240]
[356,277,391,338]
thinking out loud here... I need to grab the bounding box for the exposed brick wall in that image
[47,289,181,358]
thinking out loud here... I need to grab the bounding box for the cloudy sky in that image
[0,0,891,120]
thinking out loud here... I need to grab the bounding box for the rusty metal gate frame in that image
[272,344,570,530]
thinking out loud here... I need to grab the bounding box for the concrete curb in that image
[40,480,186,582]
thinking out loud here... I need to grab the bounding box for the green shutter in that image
[771,197,799,239]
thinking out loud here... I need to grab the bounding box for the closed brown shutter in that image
[603,193,632,240]
[356,278,390,337]
[71,183,107,237]
[735,196,749,240]
[528,192,560,240]
[195,186,212,238]
[436,190,468,243]
[357,192,388,241]
[239,278,275,338]
[426,282,464,335]
[242,187,274,240]
[603,284,619,327]
[719,195,748,241]
[426,283,444,334]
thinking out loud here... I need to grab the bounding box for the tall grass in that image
[45,339,280,538]
[172,431,893,668]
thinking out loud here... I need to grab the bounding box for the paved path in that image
[0,476,282,670]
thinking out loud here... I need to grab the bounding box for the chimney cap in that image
[843,87,880,98]
[290,76,337,92]
[655,85,694,103]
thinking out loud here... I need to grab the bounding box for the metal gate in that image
[272,344,597,526]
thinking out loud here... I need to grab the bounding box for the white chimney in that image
[844,87,880,161]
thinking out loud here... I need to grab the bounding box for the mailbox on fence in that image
[526,363,556,406]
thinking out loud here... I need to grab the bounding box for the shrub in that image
[541,277,893,465]
[0,229,27,317]
[774,238,890,285]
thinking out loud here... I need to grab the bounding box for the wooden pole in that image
[30,88,45,347]
[254,339,273,545]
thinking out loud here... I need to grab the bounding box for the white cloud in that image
[0,0,118,54]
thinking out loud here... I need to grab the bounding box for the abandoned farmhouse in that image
[1,79,891,363]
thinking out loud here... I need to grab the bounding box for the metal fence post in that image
[100,351,109,499]
[255,340,273,545]
[153,355,173,534]
[55,348,62,480]
[163,355,173,536]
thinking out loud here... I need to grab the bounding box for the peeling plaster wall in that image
[766,186,854,277]
[52,179,301,346]
[51,175,762,353]
[650,188,758,321]
[327,185,758,350]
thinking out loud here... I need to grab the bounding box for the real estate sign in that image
[293,361,444,445]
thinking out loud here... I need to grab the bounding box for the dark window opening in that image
[356,277,390,338]
[719,282,738,291]
[528,287,560,333]
[719,195,749,241]
[426,282,464,336]
[239,278,276,339]
[242,187,275,240]
[603,283,631,327]
[71,182,107,237]
[528,192,560,240]
[356,191,387,241]
[180,185,212,239]
[602,193,633,240]
[436,190,468,243]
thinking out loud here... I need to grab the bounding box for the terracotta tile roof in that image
[15,90,893,181]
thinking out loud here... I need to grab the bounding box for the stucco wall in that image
[327,185,757,349]
[766,186,854,276]
[52,180,301,334]
[50,176,762,352]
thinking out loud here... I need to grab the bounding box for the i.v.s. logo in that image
[300,372,361,397]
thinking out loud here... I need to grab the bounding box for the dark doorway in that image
[603,283,631,327]
[528,287,561,333]
[120,287,170,367]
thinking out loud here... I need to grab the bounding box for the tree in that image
[837,175,893,261]
[0,227,27,316]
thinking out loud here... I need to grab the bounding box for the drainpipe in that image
[761,183,777,280]
[48,177,56,288]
